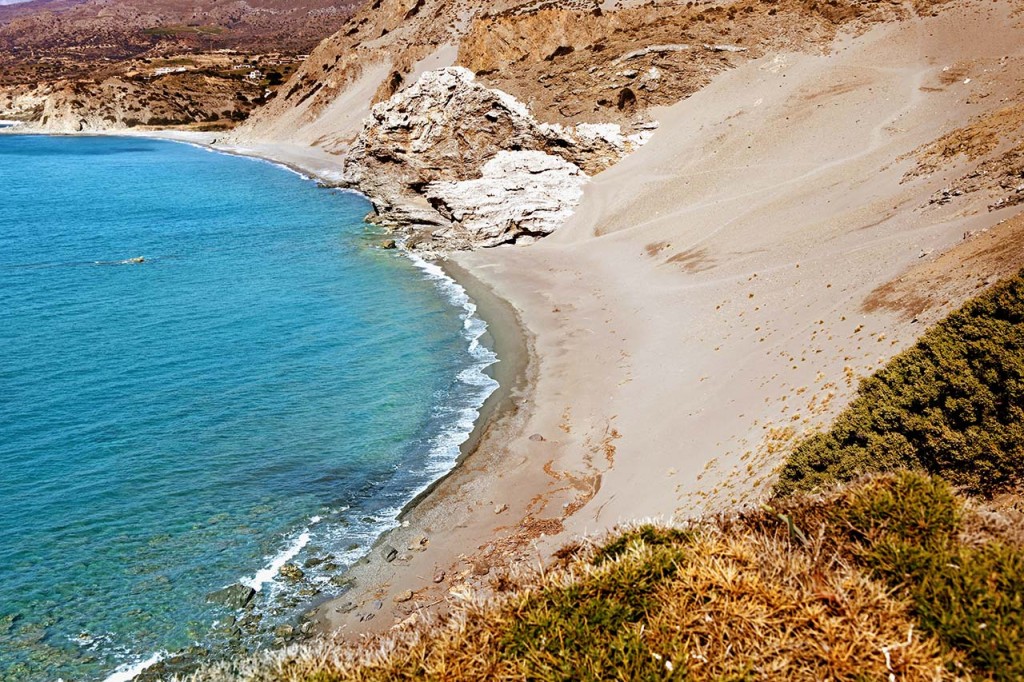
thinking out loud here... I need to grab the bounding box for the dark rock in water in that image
[134,646,209,682]
[304,554,333,569]
[380,239,397,249]
[205,583,256,609]
[383,545,399,562]
[278,563,305,581]
[238,612,263,630]
[321,561,340,572]
[273,624,295,639]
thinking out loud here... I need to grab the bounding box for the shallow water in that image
[0,135,497,680]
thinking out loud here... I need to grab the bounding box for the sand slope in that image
[458,0,1024,543]
[310,0,1024,635]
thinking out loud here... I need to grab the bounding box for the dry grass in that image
[643,529,954,680]
[186,473,1023,682]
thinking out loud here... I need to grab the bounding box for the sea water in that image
[0,135,498,680]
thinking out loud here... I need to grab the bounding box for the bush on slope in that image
[775,270,1024,498]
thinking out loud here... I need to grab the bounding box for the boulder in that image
[205,584,256,610]
[424,151,588,248]
[342,67,650,253]
[278,563,305,581]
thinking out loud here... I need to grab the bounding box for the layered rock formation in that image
[340,67,650,252]
[25,73,266,133]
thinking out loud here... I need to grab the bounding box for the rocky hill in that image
[0,0,357,62]
[0,0,362,132]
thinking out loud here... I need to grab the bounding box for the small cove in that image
[0,134,498,680]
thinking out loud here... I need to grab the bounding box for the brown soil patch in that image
[863,211,1024,320]
[905,104,1024,178]
[666,246,716,272]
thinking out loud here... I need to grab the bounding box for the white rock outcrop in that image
[343,67,650,252]
[425,151,588,248]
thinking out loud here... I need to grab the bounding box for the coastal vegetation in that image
[191,472,1024,681]
[775,269,1024,498]
[188,272,1024,680]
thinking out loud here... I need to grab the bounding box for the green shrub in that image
[499,541,684,680]
[816,472,1024,680]
[592,525,693,565]
[776,270,1024,498]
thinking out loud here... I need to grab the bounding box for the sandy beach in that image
[33,0,1022,643]
[295,2,1024,637]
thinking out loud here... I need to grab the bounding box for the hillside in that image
[5,0,1024,676]
[0,0,362,131]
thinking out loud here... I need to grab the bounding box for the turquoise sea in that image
[0,135,497,681]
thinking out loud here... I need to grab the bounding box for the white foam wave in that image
[102,651,167,682]
[402,249,501,479]
[240,515,322,592]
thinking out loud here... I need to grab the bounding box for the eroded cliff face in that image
[21,74,266,134]
[341,67,650,251]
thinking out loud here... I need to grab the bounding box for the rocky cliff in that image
[0,0,359,133]
[4,0,964,251]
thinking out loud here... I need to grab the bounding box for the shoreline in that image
[396,258,531,521]
[297,253,539,636]
[133,131,544,646]
[136,132,544,645]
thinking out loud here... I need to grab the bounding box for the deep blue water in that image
[0,135,497,681]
